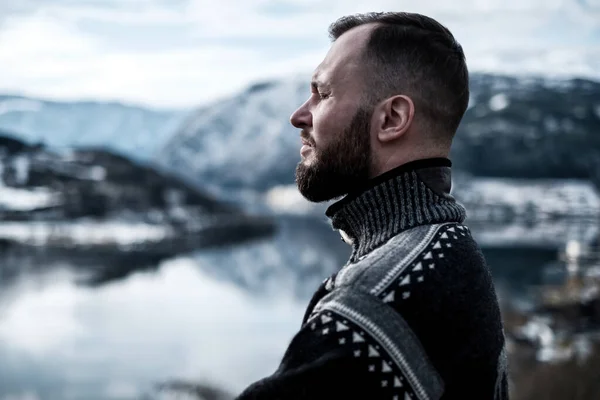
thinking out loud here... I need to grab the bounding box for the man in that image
[236,11,508,400]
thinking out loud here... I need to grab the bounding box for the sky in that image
[0,0,599,109]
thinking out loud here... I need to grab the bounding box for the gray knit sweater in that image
[236,158,509,400]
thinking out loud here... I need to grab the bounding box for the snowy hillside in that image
[0,133,276,286]
[453,176,600,220]
[453,75,600,182]
[159,73,600,193]
[0,95,187,160]
[160,78,309,192]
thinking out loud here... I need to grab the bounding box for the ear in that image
[374,95,415,143]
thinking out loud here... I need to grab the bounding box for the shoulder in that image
[333,222,485,299]
[304,284,445,400]
[310,223,505,399]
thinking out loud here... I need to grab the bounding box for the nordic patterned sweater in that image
[236,158,509,400]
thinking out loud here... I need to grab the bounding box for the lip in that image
[300,144,313,157]
[300,132,314,157]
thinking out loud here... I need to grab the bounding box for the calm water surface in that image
[0,215,598,399]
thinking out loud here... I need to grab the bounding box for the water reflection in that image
[0,213,599,400]
[0,258,305,399]
[0,215,348,400]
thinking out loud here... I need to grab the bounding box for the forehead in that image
[312,23,375,86]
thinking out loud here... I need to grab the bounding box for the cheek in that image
[312,99,358,142]
[312,115,340,148]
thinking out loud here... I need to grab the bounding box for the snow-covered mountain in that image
[452,75,600,183]
[453,176,600,220]
[0,132,276,287]
[159,73,600,194]
[0,95,187,161]
[160,79,308,193]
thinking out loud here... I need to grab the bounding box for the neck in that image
[325,158,466,262]
[370,145,450,180]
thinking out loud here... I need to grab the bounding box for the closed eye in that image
[311,81,330,100]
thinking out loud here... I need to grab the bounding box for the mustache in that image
[300,130,315,146]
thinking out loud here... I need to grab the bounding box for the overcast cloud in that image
[0,0,598,108]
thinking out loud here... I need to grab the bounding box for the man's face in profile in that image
[289,25,375,203]
[295,108,372,202]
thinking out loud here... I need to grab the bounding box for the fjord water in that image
[0,210,598,400]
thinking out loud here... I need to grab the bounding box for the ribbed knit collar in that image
[326,158,466,262]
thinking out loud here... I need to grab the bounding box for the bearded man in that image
[236,11,508,400]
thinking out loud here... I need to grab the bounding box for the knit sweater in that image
[236,158,509,400]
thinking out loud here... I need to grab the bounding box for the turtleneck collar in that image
[325,158,466,262]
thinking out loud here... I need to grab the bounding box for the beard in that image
[296,106,372,203]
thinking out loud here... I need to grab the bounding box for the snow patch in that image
[0,187,62,211]
[13,155,30,185]
[489,93,510,111]
[0,221,172,246]
[88,166,107,181]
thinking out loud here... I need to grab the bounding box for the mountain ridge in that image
[0,131,276,286]
[0,95,188,162]
[158,72,600,194]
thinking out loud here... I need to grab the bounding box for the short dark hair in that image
[329,12,469,141]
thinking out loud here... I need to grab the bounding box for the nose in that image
[290,99,312,129]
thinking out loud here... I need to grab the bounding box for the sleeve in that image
[235,286,444,400]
